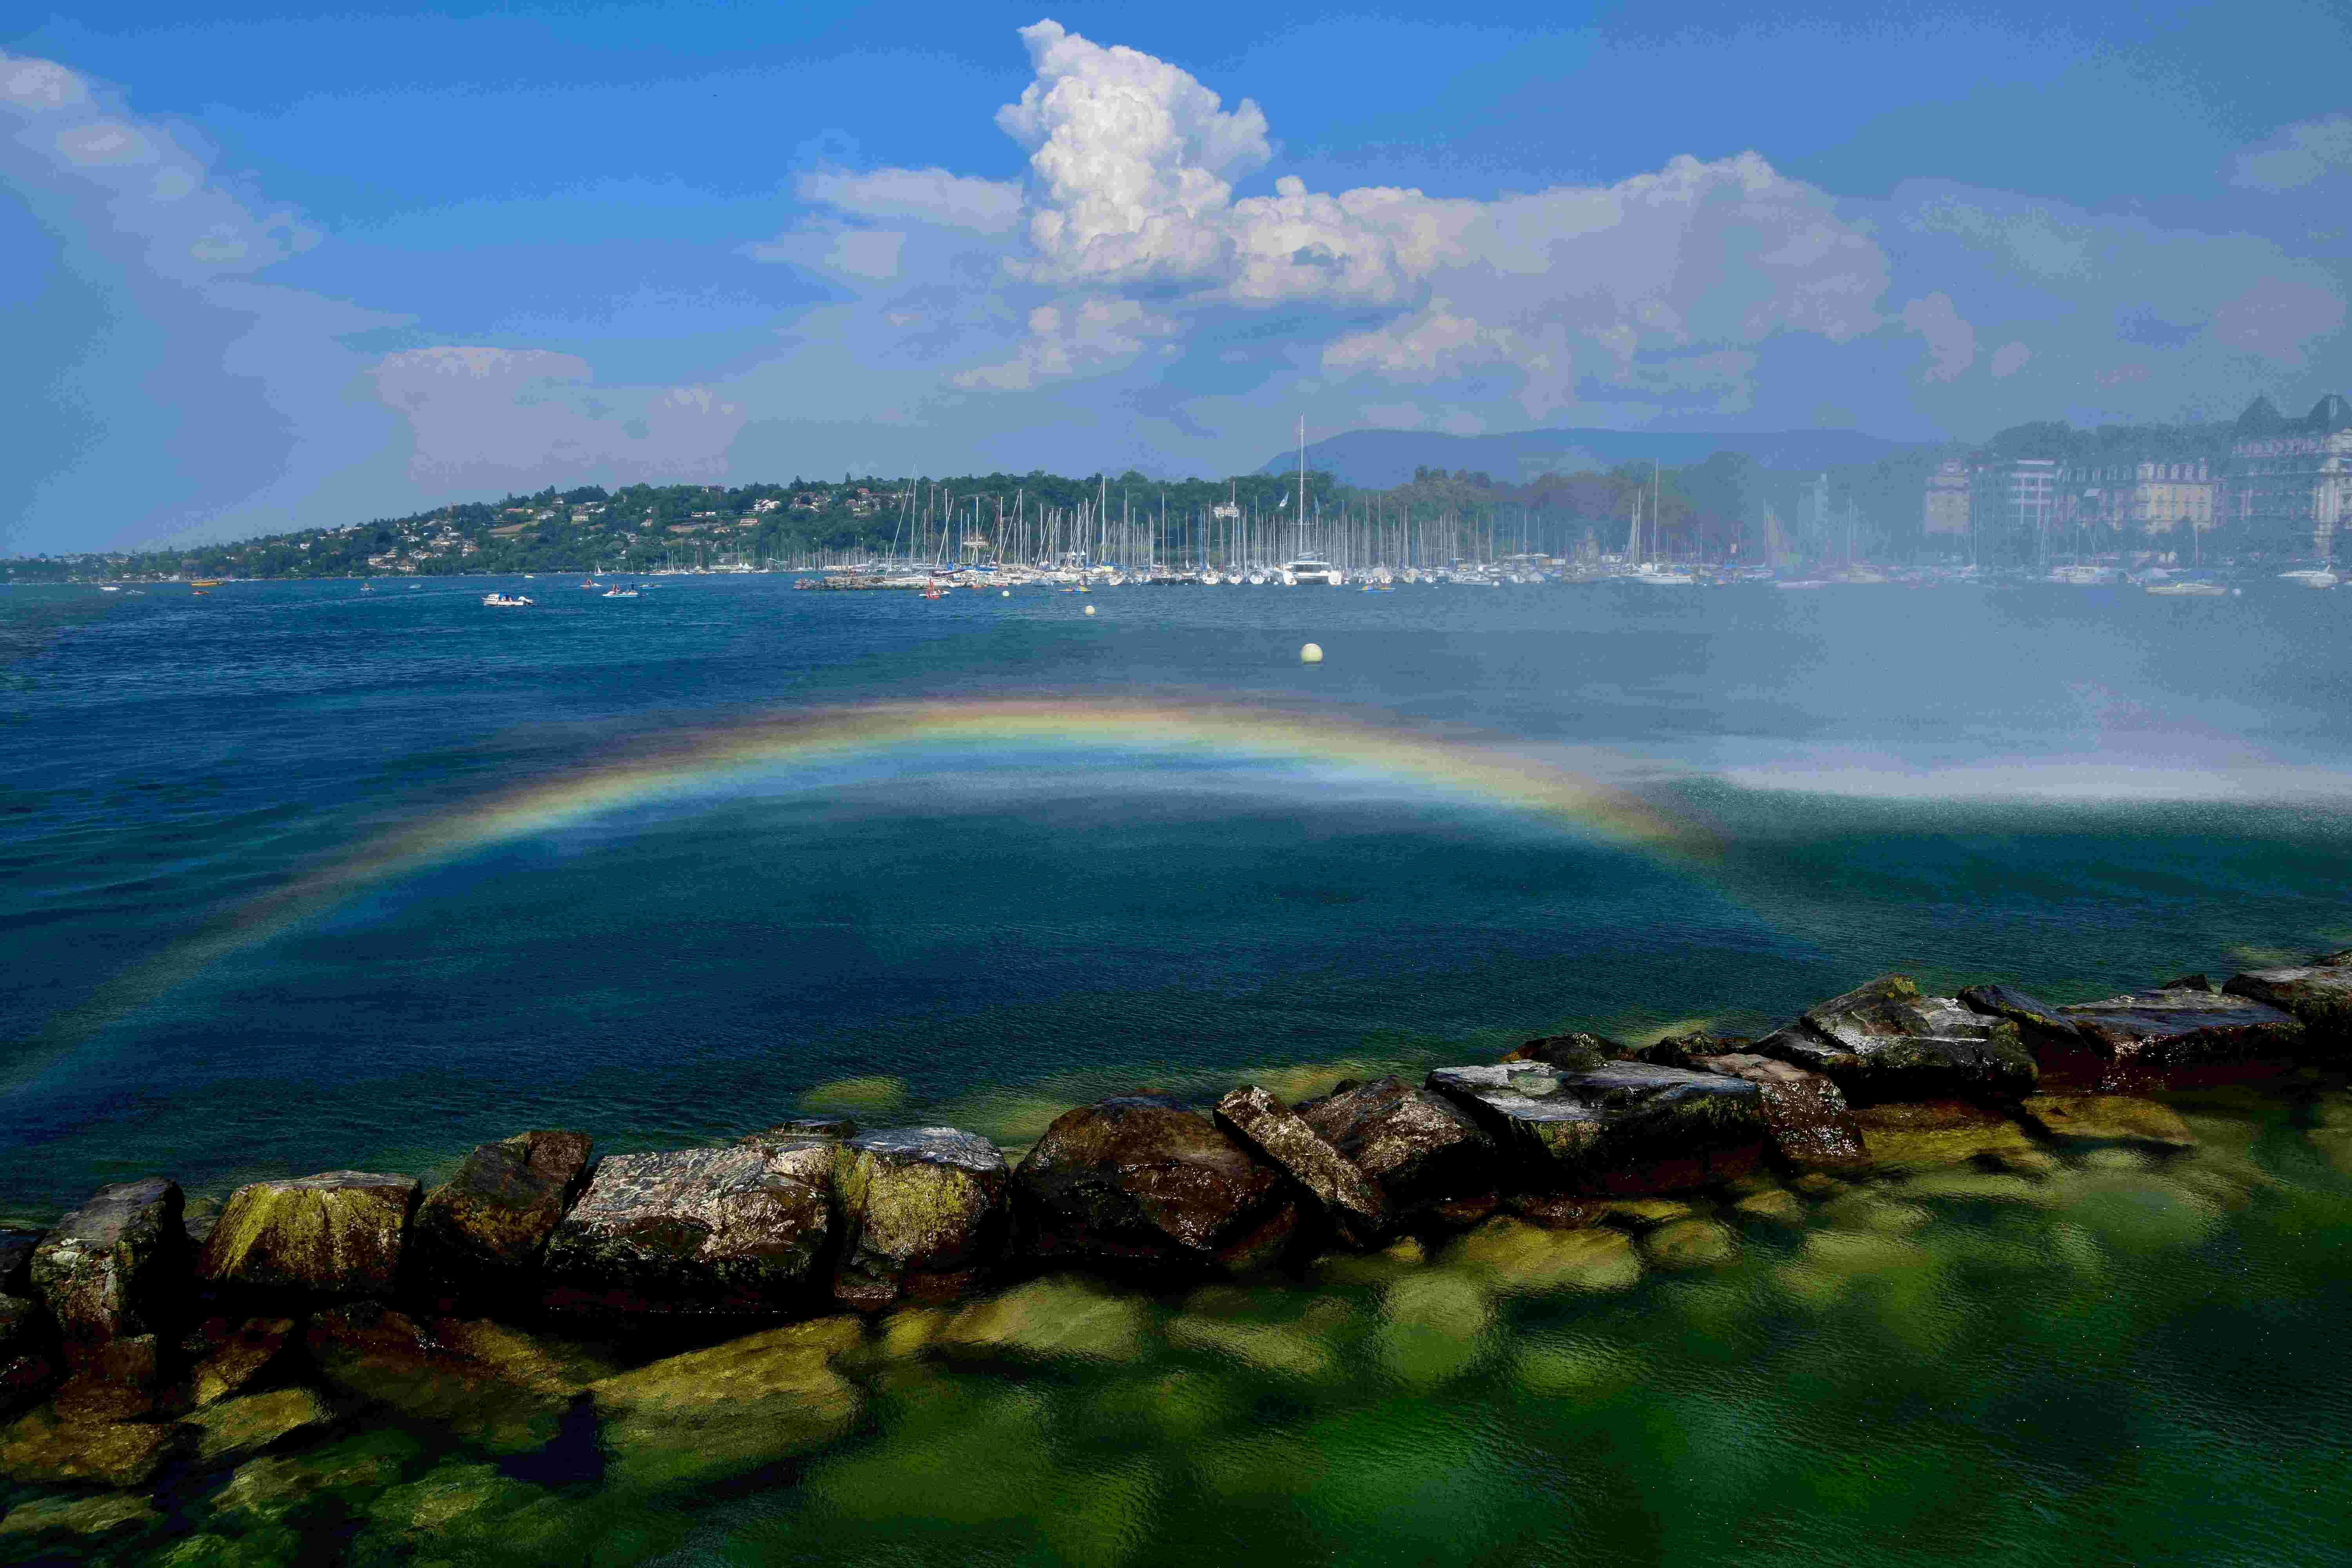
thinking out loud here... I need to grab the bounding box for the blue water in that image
[10,575,2352,1567]
[7,576,2352,1221]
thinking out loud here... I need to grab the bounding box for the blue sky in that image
[5,1,2349,552]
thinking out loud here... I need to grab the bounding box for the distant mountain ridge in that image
[1257,426,1941,487]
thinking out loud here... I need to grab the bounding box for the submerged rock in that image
[934,1276,1152,1363]
[833,1127,1010,1310]
[1443,1218,1642,1294]
[1641,1218,1740,1270]
[30,1177,185,1359]
[1426,1061,1766,1196]
[1215,1086,1390,1247]
[2054,988,2305,1089]
[0,1406,179,1488]
[306,1302,613,1451]
[184,1316,296,1408]
[1847,1100,2038,1169]
[1294,1076,1497,1223]
[198,1172,421,1299]
[1688,1052,1870,1173]
[1012,1096,1299,1277]
[2018,1093,2198,1150]
[181,1386,333,1463]
[2223,951,2352,1045]
[408,1130,593,1303]
[739,1116,858,1144]
[589,1318,863,1490]
[1754,975,2037,1105]
[541,1142,834,1315]
[0,1492,158,1542]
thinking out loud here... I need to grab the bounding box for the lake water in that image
[4,575,2351,1563]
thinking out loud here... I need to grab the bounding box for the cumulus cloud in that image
[1900,292,1977,381]
[370,347,745,478]
[2233,114,2352,193]
[955,294,1178,391]
[1989,341,2031,379]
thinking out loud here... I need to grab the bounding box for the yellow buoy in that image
[1300,642,1323,663]
[1084,604,1096,616]
[1001,589,1010,597]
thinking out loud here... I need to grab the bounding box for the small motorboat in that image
[481,592,534,607]
[601,587,639,598]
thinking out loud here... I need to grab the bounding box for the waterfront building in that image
[1969,457,2060,562]
[1923,460,1971,541]
[2059,455,2215,542]
[2225,394,2352,559]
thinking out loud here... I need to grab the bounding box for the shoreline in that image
[5,951,2349,1508]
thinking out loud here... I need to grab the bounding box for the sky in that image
[4,1,2349,554]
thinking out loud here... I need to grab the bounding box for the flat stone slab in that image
[1426,1061,1767,1196]
[1689,1053,1870,1173]
[197,1172,422,1299]
[542,1143,834,1315]
[410,1131,593,1299]
[30,1179,183,1356]
[1754,975,2038,1105]
[1294,1076,1497,1219]
[2054,988,2305,1088]
[1215,1086,1389,1246]
[833,1127,1010,1310]
[1013,1096,1299,1277]
[1501,1033,1629,1071]
[2224,952,2352,1044]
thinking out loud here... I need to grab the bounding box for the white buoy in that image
[1300,642,1323,663]
[1084,604,1096,616]
[1001,589,1010,597]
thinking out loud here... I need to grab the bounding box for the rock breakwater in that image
[2,950,2348,1531]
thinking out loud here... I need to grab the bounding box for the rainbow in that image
[15,699,1704,1085]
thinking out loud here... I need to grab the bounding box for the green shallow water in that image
[10,1083,2351,1566]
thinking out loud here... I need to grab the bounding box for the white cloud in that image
[2233,114,2352,193]
[1,49,321,283]
[955,295,1178,391]
[1900,292,1977,381]
[796,167,1023,234]
[370,347,746,478]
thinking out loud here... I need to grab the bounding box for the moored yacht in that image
[1283,558,1344,586]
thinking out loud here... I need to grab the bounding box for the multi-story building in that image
[2059,456,2215,539]
[2225,394,2352,558]
[1969,457,2059,561]
[1922,460,1970,540]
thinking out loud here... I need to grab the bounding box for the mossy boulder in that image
[540,1142,834,1316]
[1847,1100,2038,1169]
[833,1128,1009,1311]
[1689,1052,1870,1173]
[197,1172,421,1300]
[1295,1076,1498,1223]
[1501,1033,1630,1071]
[2223,952,2352,1046]
[1011,1096,1301,1279]
[30,1177,185,1358]
[1426,1061,1766,1196]
[1214,1086,1389,1247]
[407,1130,592,1304]
[1753,975,2037,1105]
